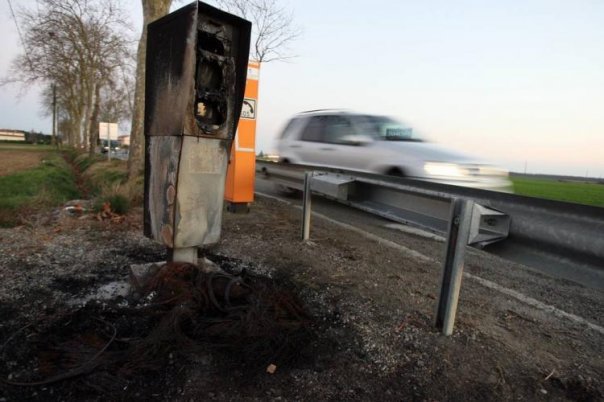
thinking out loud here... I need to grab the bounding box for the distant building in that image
[118,135,130,147]
[0,129,26,142]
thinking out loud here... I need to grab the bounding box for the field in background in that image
[512,176,604,207]
[0,143,55,176]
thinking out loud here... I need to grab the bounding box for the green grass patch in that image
[84,159,142,213]
[73,153,104,173]
[0,153,80,226]
[512,177,604,207]
[0,148,141,225]
[83,160,129,196]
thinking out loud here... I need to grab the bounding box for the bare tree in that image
[100,67,136,124]
[4,0,132,154]
[214,0,301,63]
[127,0,173,178]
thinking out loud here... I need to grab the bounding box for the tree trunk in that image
[75,78,86,150]
[74,108,82,149]
[128,0,173,179]
[67,96,80,148]
[88,83,101,157]
[82,100,91,151]
[80,103,88,150]
[82,72,96,152]
[51,84,57,147]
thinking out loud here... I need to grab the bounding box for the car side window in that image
[279,117,305,139]
[299,116,324,142]
[322,115,356,144]
[299,115,357,143]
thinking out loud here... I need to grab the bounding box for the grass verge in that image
[82,158,142,215]
[0,153,80,226]
[0,148,142,226]
[512,177,604,207]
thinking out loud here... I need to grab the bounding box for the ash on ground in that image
[0,198,602,401]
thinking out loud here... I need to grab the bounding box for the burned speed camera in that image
[144,1,251,258]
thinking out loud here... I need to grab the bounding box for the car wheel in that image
[386,167,405,177]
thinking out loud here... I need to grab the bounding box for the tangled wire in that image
[3,261,313,390]
[125,262,312,372]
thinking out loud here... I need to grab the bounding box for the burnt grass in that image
[0,257,351,401]
[0,199,602,401]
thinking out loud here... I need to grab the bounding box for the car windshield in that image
[351,115,423,142]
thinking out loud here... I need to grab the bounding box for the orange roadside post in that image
[225,61,260,212]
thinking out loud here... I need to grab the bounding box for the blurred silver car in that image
[276,110,511,191]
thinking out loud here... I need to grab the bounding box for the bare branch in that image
[213,0,301,63]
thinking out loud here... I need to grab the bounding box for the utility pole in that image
[51,83,57,148]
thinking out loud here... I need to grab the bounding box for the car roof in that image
[295,109,355,117]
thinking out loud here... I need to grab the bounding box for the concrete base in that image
[169,247,198,264]
[129,257,224,298]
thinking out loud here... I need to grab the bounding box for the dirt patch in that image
[0,197,602,401]
[0,150,46,176]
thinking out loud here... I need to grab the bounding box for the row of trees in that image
[4,0,299,176]
[5,0,133,156]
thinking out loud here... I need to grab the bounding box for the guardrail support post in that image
[436,198,474,335]
[301,172,312,240]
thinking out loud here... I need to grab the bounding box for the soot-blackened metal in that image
[143,1,251,257]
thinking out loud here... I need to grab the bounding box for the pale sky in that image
[1,0,603,177]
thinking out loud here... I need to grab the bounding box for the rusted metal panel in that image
[144,136,182,247]
[144,1,251,249]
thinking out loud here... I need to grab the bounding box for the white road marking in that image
[464,273,604,335]
[255,191,604,334]
[383,223,445,242]
[255,191,291,204]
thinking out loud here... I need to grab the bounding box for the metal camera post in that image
[143,1,251,264]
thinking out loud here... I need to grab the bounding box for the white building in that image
[0,129,26,142]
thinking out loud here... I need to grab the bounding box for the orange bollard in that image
[225,61,260,212]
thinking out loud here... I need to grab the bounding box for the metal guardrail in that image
[300,170,478,335]
[256,161,604,291]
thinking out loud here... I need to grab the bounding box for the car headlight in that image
[424,162,469,177]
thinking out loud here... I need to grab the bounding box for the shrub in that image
[94,193,131,215]
[83,160,129,196]
[89,167,143,215]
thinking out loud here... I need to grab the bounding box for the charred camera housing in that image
[195,21,233,133]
